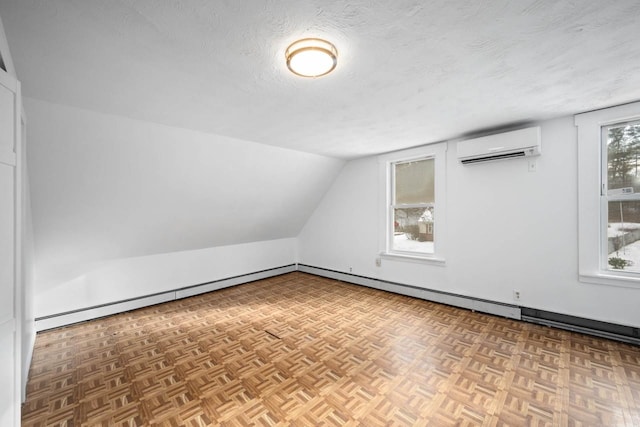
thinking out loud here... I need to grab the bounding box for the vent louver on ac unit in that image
[457,126,541,164]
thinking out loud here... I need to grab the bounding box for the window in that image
[602,120,640,273]
[576,101,640,286]
[378,143,447,264]
[392,158,435,254]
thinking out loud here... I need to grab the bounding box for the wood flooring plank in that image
[21,272,640,426]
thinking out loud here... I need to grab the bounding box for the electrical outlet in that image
[513,290,521,301]
[349,267,352,273]
[375,258,381,267]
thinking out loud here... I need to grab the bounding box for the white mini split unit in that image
[457,126,541,164]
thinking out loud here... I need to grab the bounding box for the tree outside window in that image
[605,121,640,271]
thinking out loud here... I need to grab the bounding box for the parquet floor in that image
[22,272,640,426]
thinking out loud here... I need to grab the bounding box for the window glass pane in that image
[392,207,434,253]
[395,159,434,204]
[607,200,640,271]
[607,122,640,193]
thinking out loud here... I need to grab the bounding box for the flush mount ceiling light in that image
[285,38,338,78]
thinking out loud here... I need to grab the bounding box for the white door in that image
[0,67,21,427]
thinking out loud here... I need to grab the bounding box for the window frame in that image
[378,143,447,265]
[576,101,640,287]
[390,158,435,257]
[600,120,640,273]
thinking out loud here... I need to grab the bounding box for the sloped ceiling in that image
[25,98,345,287]
[2,0,640,159]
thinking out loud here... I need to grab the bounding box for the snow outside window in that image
[392,158,435,254]
[602,120,640,273]
[378,143,447,264]
[576,101,640,287]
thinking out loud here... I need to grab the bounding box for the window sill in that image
[579,272,640,288]
[380,252,446,266]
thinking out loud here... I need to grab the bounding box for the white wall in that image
[298,116,640,328]
[25,98,344,318]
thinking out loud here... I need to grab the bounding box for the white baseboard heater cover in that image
[297,264,521,320]
[35,263,639,347]
[35,264,297,331]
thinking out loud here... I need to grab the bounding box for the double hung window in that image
[391,158,435,255]
[602,120,640,273]
[378,143,446,264]
[576,101,640,286]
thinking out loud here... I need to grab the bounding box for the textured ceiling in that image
[2,0,640,158]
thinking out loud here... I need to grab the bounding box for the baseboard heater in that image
[298,264,640,346]
[34,264,297,331]
[521,308,640,346]
[297,264,521,320]
[35,263,640,346]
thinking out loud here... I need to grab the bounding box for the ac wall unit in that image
[457,126,541,164]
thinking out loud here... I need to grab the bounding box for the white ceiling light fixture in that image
[285,38,338,78]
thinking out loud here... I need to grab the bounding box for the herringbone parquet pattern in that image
[22,272,640,426]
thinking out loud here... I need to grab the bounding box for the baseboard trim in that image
[297,264,521,320]
[34,263,640,346]
[35,264,297,331]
